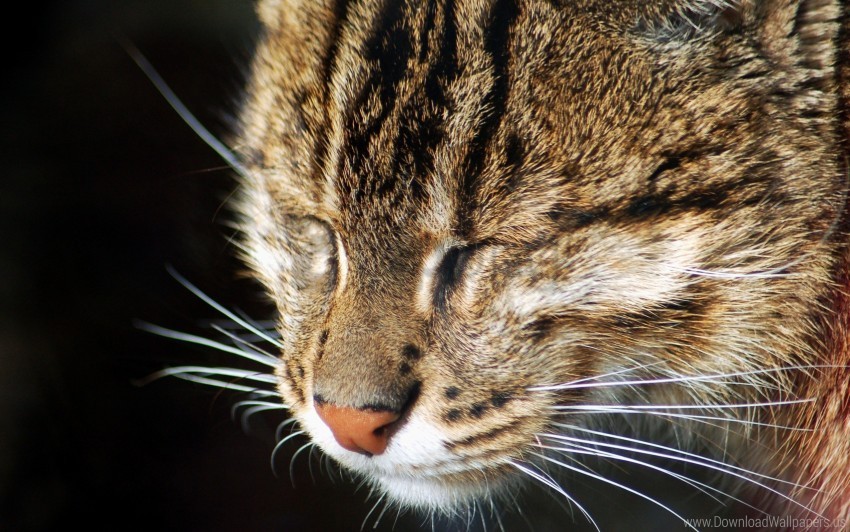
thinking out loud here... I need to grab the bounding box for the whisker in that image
[372,495,393,530]
[534,440,769,518]
[275,417,300,441]
[289,441,315,486]
[237,404,288,433]
[529,450,698,530]
[551,397,813,412]
[537,441,711,506]
[231,399,286,419]
[361,492,387,532]
[675,266,792,279]
[307,444,319,484]
[530,365,842,392]
[391,504,404,531]
[165,266,285,349]
[553,407,812,432]
[469,500,480,532]
[489,498,506,532]
[531,462,585,524]
[551,423,819,490]
[545,361,666,389]
[670,185,847,281]
[140,365,277,384]
[210,323,278,361]
[135,321,278,368]
[207,317,278,332]
[234,309,281,340]
[121,40,248,178]
[139,369,278,396]
[174,164,234,176]
[270,430,305,479]
[508,460,599,532]
[536,432,823,517]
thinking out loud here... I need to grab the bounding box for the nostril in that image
[314,400,401,456]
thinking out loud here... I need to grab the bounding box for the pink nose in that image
[315,402,401,456]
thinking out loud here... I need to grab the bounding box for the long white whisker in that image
[271,430,305,479]
[553,407,812,432]
[207,317,278,331]
[122,41,247,177]
[550,423,817,491]
[391,505,403,532]
[234,309,281,340]
[372,495,393,530]
[141,365,277,384]
[237,404,289,432]
[470,499,481,532]
[530,450,699,530]
[490,497,506,532]
[361,492,387,532]
[551,397,813,412]
[675,266,792,279]
[231,399,286,418]
[545,440,728,505]
[530,365,842,392]
[671,195,846,281]
[289,441,315,486]
[542,361,666,388]
[536,432,823,517]
[508,460,599,532]
[210,323,279,362]
[539,440,770,518]
[307,444,319,484]
[275,417,300,441]
[138,368,278,395]
[136,322,278,368]
[647,412,811,432]
[165,266,285,349]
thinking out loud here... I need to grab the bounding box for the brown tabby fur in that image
[232,0,850,527]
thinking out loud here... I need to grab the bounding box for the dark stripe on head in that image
[340,0,415,205]
[456,0,519,237]
[313,0,352,195]
[322,0,352,86]
[399,0,460,200]
[425,0,459,107]
[385,0,460,209]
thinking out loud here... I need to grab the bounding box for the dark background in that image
[0,1,408,530]
[1,2,725,531]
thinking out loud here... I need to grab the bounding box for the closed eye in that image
[434,245,476,308]
[291,215,339,293]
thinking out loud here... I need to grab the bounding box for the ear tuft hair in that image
[256,0,286,30]
[637,1,744,42]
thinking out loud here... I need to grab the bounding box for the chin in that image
[369,467,517,514]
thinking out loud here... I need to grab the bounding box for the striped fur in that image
[233,0,850,527]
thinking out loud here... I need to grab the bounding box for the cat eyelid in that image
[333,229,349,295]
[416,240,485,313]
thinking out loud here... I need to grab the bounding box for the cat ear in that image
[752,0,842,79]
[636,1,745,41]
[640,1,842,76]
[255,0,284,30]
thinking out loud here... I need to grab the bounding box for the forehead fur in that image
[238,0,838,249]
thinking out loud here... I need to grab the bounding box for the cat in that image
[150,0,850,529]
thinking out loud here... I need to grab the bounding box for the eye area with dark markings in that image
[433,244,476,306]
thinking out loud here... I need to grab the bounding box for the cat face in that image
[235,0,843,514]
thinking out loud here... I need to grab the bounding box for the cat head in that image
[234,0,844,512]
